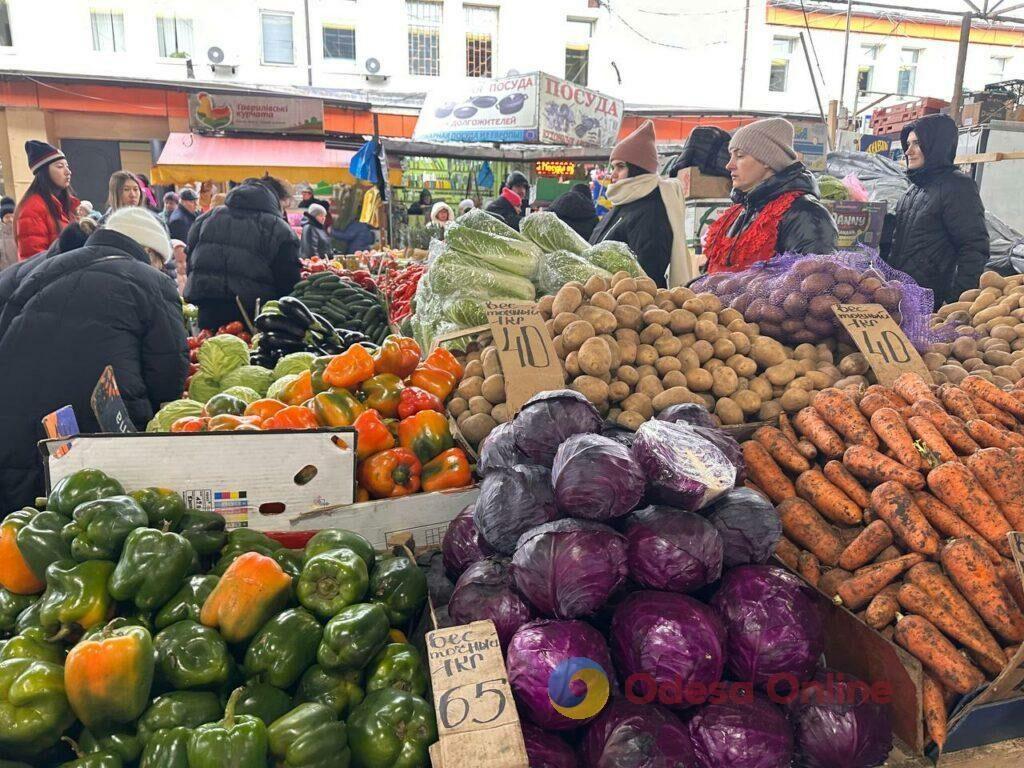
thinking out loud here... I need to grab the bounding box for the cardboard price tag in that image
[484,300,564,414]
[831,304,931,386]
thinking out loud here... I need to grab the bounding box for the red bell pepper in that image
[352,409,396,460]
[397,387,444,420]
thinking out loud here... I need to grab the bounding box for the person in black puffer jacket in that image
[547,183,599,240]
[882,114,988,307]
[0,208,188,512]
[185,175,300,330]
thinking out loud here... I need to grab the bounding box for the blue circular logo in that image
[547,656,610,720]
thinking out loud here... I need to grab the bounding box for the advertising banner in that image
[188,92,324,135]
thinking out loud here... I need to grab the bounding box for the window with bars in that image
[323,24,356,60]
[91,9,126,53]
[465,5,496,78]
[565,18,592,86]
[261,11,294,65]
[407,0,441,76]
[0,2,11,47]
[157,15,193,58]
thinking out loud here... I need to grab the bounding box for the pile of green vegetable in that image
[291,274,391,347]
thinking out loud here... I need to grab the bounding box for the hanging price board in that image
[485,300,565,413]
[832,304,931,386]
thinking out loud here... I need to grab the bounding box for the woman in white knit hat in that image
[704,117,836,273]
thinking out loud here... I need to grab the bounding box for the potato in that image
[456,409,471,428]
[835,375,869,389]
[804,370,831,389]
[793,343,817,360]
[577,306,617,334]
[590,291,617,312]
[696,292,722,313]
[686,368,713,392]
[551,335,566,361]
[622,392,654,420]
[780,387,811,412]
[951,337,977,361]
[460,412,498,445]
[636,364,658,380]
[647,387,688,412]
[551,284,584,317]
[636,344,659,367]
[733,389,762,416]
[611,277,638,297]
[669,308,698,334]
[599,335,622,369]
[615,328,640,345]
[713,338,737,361]
[985,350,1014,367]
[617,410,646,431]
[642,307,671,327]
[637,375,665,399]
[962,357,987,372]
[537,294,555,320]
[448,396,469,418]
[616,291,642,308]
[552,312,577,335]
[640,324,668,346]
[614,304,643,330]
[584,275,608,297]
[654,335,683,357]
[608,380,630,403]
[655,356,682,376]
[616,365,640,387]
[482,347,502,378]
[457,375,484,400]
[697,311,719,327]
[750,337,788,367]
[795,358,815,375]
[468,395,492,416]
[757,400,782,421]
[718,308,743,326]
[714,397,744,425]
[617,340,638,365]
[980,271,1008,290]
[489,403,509,424]
[677,347,701,372]
[704,358,725,372]
[838,353,869,376]
[711,366,739,398]
[726,354,757,378]
[749,376,773,400]
[578,336,613,377]
[670,286,695,306]
[993,365,1020,382]
[572,375,610,405]
[692,340,714,364]
[565,351,581,377]
[464,359,484,379]
[562,320,596,352]
[480,374,506,405]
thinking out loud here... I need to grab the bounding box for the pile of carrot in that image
[743,372,1024,751]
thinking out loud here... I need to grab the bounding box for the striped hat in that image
[25,140,65,174]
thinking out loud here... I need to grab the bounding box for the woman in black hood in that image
[883,113,988,306]
[547,183,599,240]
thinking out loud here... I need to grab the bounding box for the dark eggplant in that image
[259,332,308,353]
[255,313,307,338]
[278,296,316,326]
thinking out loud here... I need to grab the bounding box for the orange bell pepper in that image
[421,448,472,493]
[170,416,208,432]
[280,369,314,406]
[65,621,154,728]
[424,347,464,382]
[352,409,395,460]
[207,414,262,431]
[358,448,422,499]
[0,509,45,594]
[374,335,422,379]
[355,486,371,503]
[245,398,287,422]
[324,344,376,390]
[397,409,454,464]
[261,405,320,431]
[408,364,456,402]
[199,551,292,643]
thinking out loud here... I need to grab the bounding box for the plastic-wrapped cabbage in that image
[147,399,204,432]
[427,247,535,300]
[520,212,589,255]
[443,297,487,327]
[537,251,612,295]
[273,352,316,379]
[631,420,736,511]
[582,241,643,277]
[446,222,541,278]
[220,386,260,405]
[266,373,299,402]
[188,372,222,403]
[457,207,527,241]
[196,334,250,378]
[220,365,274,396]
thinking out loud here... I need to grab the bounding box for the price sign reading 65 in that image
[437,677,509,730]
[485,300,566,414]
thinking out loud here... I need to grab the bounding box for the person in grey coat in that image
[300,203,332,258]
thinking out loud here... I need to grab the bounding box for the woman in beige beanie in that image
[704,117,836,273]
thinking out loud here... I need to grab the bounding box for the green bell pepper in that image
[38,559,115,637]
[365,644,428,697]
[243,607,322,689]
[359,374,405,419]
[15,510,72,581]
[368,557,428,627]
[176,509,227,557]
[274,548,306,580]
[347,689,437,768]
[81,615,150,640]
[297,548,368,620]
[129,487,187,529]
[153,620,231,691]
[78,726,142,763]
[58,739,123,768]
[187,687,268,768]
[268,702,350,768]
[136,691,223,744]
[0,589,35,635]
[46,470,124,517]
[317,603,390,672]
[138,726,191,768]
[310,355,333,395]
[294,665,364,718]
[0,627,65,665]
[0,657,75,756]
[310,389,366,428]
[304,529,375,570]
[234,682,293,725]
[154,575,219,630]
[13,601,41,635]
[107,527,194,611]
[63,496,147,562]
[211,529,281,575]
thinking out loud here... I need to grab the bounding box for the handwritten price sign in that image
[832,304,931,386]
[485,301,565,414]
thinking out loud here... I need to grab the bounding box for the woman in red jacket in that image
[14,140,78,260]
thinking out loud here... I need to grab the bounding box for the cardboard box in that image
[962,97,1015,127]
[792,122,829,172]
[823,200,888,249]
[675,167,732,200]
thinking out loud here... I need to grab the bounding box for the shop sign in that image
[831,304,931,385]
[537,74,623,148]
[534,160,578,177]
[484,300,565,413]
[188,91,324,135]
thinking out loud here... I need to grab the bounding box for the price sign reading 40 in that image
[485,300,566,414]
[832,303,931,386]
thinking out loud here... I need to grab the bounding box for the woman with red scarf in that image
[704,118,836,274]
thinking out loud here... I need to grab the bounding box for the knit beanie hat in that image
[25,140,65,174]
[307,203,327,219]
[728,118,798,172]
[105,207,172,261]
[610,120,659,174]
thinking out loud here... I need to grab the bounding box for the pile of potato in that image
[446,336,512,447]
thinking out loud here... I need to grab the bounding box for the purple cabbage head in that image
[513,390,602,467]
[507,619,614,730]
[710,565,824,688]
[512,519,628,619]
[551,434,646,521]
[688,696,794,768]
[610,591,725,708]
[473,465,559,554]
[689,426,746,486]
[600,421,637,449]
[631,420,736,512]
[520,723,578,768]
[441,503,493,577]
[656,403,717,429]
[580,699,696,768]
[624,506,724,594]
[707,489,782,568]
[447,557,534,649]
[478,421,526,476]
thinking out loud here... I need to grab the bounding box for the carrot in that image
[922,674,949,751]
[836,525,864,547]
[778,412,800,447]
[894,614,987,695]
[818,568,852,599]
[822,461,870,508]
[795,469,862,526]
[906,562,998,645]
[874,545,902,563]
[773,536,801,571]
[795,440,818,461]
[859,391,896,420]
[911,400,981,455]
[794,407,846,459]
[869,482,941,557]
[940,383,980,423]
[906,416,959,466]
[813,389,880,449]
[1010,446,1024,471]
[893,373,939,406]
[927,463,1013,558]
[777,498,844,567]
[844,445,925,489]
[999,559,1024,613]
[838,519,894,571]
[742,441,796,504]
[966,419,1024,451]
[754,427,811,474]
[865,585,901,629]
[835,552,923,610]
[961,375,1024,421]
[870,407,924,470]
[798,551,821,587]
[969,393,1018,429]
[965,448,1024,531]
[912,491,1003,565]
[941,538,1024,643]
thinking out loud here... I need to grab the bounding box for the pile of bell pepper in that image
[0,468,436,767]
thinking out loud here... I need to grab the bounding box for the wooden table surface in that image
[886,738,1024,766]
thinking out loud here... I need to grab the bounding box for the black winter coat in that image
[589,183,674,288]
[167,205,198,244]
[884,115,988,306]
[300,215,332,258]
[0,229,188,511]
[484,195,522,231]
[185,183,300,330]
[547,188,599,241]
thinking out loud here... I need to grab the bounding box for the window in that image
[857,44,881,93]
[565,18,593,86]
[465,5,497,78]
[898,48,920,96]
[407,1,441,76]
[991,55,1011,83]
[261,11,294,65]
[91,10,125,53]
[157,15,193,58]
[769,36,795,93]
[0,2,11,47]
[323,24,356,60]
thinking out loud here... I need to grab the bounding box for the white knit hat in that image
[105,207,172,261]
[307,203,327,218]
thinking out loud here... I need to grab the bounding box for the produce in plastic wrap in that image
[537,250,612,295]
[582,241,643,277]
[447,557,534,649]
[473,465,560,554]
[511,519,628,619]
[457,207,528,240]
[520,211,590,255]
[656,403,718,429]
[507,618,614,730]
[631,420,736,511]
[441,504,492,577]
[426,247,537,300]
[272,351,316,379]
[445,221,542,277]
[706,489,782,567]
[521,722,578,768]
[220,364,275,396]
[600,422,637,449]
[551,434,645,521]
[477,422,526,476]
[688,695,795,768]
[513,390,603,467]
[624,506,724,593]
[580,699,696,768]
[147,399,204,432]
[711,565,824,688]
[692,426,745,486]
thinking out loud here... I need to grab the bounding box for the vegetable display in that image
[290,273,392,346]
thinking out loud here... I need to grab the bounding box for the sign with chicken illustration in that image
[188,92,324,135]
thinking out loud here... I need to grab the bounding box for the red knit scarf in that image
[704,190,804,273]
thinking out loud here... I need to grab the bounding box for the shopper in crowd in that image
[548,183,599,241]
[334,220,377,254]
[300,203,333,258]
[100,170,143,223]
[882,114,988,306]
[0,207,186,510]
[589,121,691,287]
[486,171,530,231]
[297,184,333,231]
[408,188,432,217]
[458,198,475,215]
[171,239,187,294]
[703,118,837,274]
[0,197,15,271]
[168,187,200,244]
[76,200,94,221]
[159,191,179,224]
[210,192,227,209]
[199,181,216,211]
[14,140,78,260]
[185,173,300,330]
[430,201,455,230]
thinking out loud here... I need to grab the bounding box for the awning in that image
[151,132,402,186]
